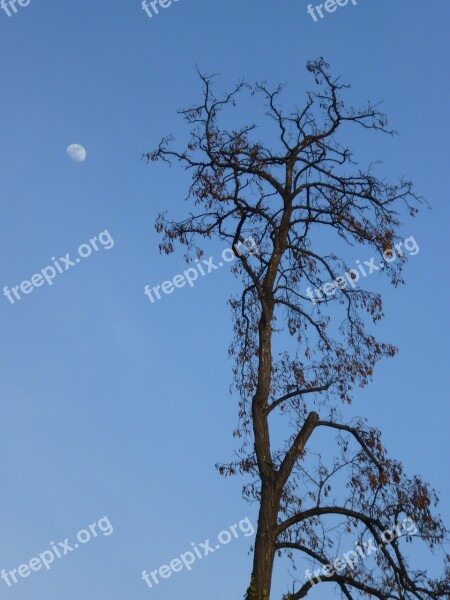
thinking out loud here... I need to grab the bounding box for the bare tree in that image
[145,59,449,600]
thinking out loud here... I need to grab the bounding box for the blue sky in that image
[0,1,449,598]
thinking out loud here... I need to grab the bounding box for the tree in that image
[145,59,449,599]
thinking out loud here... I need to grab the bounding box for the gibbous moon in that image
[66,144,87,162]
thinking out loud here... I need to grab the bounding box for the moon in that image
[66,144,86,162]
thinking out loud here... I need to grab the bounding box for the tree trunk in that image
[252,483,278,599]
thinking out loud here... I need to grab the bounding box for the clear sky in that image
[0,1,449,598]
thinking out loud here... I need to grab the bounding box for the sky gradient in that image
[0,1,449,598]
